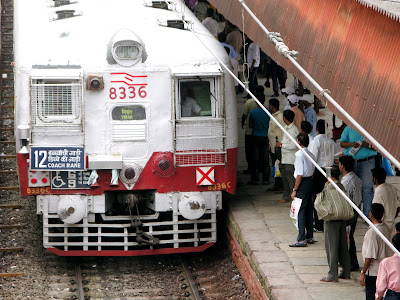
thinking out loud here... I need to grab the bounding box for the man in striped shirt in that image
[339,155,362,271]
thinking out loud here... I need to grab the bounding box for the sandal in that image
[320,276,337,282]
[307,238,317,244]
[289,240,307,247]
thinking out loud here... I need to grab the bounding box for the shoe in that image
[264,81,270,88]
[289,240,307,247]
[267,186,279,192]
[278,199,288,203]
[320,276,337,283]
[339,273,351,280]
[247,181,260,185]
[307,238,317,244]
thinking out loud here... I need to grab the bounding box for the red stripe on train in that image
[17,148,237,196]
[47,242,214,256]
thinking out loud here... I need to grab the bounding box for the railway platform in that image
[227,79,400,300]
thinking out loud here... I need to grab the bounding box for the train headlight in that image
[111,29,143,67]
[153,152,175,177]
[115,45,140,59]
[120,161,142,185]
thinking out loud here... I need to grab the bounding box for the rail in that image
[180,256,202,300]
[0,0,24,278]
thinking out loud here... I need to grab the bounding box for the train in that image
[14,0,238,256]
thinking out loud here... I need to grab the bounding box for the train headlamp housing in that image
[111,29,143,67]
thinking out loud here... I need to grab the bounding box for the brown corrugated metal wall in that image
[210,0,400,160]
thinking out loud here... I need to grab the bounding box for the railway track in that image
[39,249,248,300]
[43,255,206,300]
[0,0,24,279]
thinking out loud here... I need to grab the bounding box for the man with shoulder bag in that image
[315,165,353,282]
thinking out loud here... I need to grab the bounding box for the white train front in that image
[14,0,238,255]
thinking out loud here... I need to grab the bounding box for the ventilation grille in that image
[175,119,226,166]
[50,9,83,21]
[31,81,82,126]
[152,1,169,9]
[113,124,146,141]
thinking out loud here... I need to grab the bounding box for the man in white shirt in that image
[276,110,299,203]
[371,167,400,232]
[202,8,219,37]
[339,155,363,271]
[246,38,260,98]
[289,133,316,247]
[181,87,201,117]
[309,119,336,231]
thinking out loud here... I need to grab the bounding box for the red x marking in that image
[197,167,215,185]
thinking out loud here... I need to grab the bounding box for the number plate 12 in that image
[30,146,85,171]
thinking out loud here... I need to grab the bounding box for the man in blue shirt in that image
[340,126,377,217]
[217,32,239,60]
[299,95,317,138]
[249,94,270,184]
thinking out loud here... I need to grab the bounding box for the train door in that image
[173,74,226,167]
[104,72,150,161]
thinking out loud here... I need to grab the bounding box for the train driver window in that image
[32,79,82,124]
[179,79,215,118]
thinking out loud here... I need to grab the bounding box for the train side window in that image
[178,79,216,118]
[31,79,82,124]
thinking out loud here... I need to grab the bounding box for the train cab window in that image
[31,79,82,124]
[178,79,216,118]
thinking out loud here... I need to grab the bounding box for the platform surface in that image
[228,75,400,299]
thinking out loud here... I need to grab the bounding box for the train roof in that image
[14,0,228,73]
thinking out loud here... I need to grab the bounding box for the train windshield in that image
[179,78,216,118]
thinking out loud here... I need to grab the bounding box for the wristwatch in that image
[293,189,297,192]
[361,270,366,274]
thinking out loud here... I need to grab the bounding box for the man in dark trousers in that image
[339,155,362,271]
[248,93,270,184]
[270,59,287,97]
[290,133,316,247]
[319,165,351,282]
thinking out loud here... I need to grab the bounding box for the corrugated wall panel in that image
[211,0,400,160]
